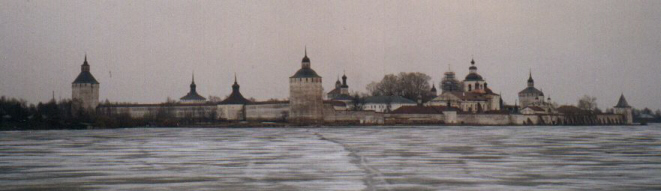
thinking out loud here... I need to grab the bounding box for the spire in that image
[232,73,240,90]
[81,54,90,72]
[527,69,534,87]
[189,72,197,92]
[301,46,310,67]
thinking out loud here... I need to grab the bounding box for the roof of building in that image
[431,84,437,92]
[390,105,459,114]
[464,73,484,81]
[324,100,347,107]
[615,94,631,108]
[332,94,354,101]
[291,67,321,78]
[247,100,289,105]
[219,77,251,105]
[72,56,99,84]
[327,87,341,95]
[444,91,490,101]
[73,71,100,84]
[180,91,206,101]
[364,95,416,104]
[518,87,544,95]
[180,74,206,101]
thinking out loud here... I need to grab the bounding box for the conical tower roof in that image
[615,93,631,108]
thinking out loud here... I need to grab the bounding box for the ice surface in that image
[1,125,661,190]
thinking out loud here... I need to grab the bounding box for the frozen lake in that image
[1,125,661,190]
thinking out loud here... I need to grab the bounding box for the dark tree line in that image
[0,96,223,130]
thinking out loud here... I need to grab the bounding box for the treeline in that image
[633,108,661,123]
[0,96,220,130]
[0,96,88,130]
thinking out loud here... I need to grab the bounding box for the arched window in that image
[468,84,472,91]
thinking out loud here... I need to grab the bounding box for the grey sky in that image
[1,0,660,110]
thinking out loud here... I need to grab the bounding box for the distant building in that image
[613,93,633,124]
[72,55,99,112]
[363,95,416,113]
[180,74,206,103]
[430,85,438,98]
[462,59,487,93]
[217,75,251,120]
[327,73,350,100]
[440,68,461,93]
[429,59,501,113]
[518,71,544,107]
[289,49,324,123]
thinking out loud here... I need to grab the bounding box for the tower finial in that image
[305,46,307,57]
[192,71,195,83]
[234,72,237,83]
[84,53,87,62]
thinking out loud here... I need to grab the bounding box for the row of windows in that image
[466,83,487,91]
[290,78,322,83]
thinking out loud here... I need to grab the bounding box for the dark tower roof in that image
[180,73,206,101]
[469,59,477,70]
[615,93,631,108]
[341,72,348,88]
[291,48,321,78]
[72,55,99,84]
[431,84,437,92]
[527,70,534,83]
[220,74,251,104]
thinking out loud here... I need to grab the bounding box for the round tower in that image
[72,55,100,112]
[289,48,324,124]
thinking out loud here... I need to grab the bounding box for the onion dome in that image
[341,73,348,88]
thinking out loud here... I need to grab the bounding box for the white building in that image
[363,95,416,113]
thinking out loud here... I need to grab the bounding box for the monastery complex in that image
[71,50,633,126]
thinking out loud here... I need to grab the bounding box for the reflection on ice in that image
[1,125,661,190]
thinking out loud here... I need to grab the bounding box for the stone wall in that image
[458,114,515,125]
[72,83,99,111]
[246,103,290,122]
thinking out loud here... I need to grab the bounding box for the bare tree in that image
[577,95,598,111]
[366,72,433,102]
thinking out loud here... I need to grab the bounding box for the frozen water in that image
[1,125,661,190]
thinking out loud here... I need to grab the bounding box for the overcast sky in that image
[1,0,660,109]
